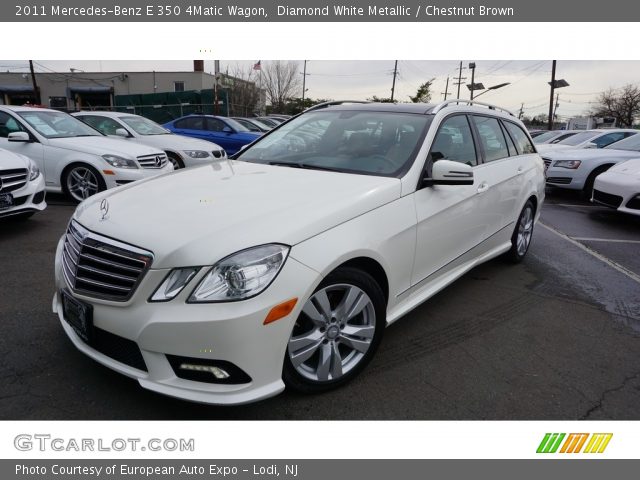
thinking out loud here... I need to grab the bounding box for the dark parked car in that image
[163,115,262,155]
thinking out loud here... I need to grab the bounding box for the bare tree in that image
[261,61,302,113]
[225,63,262,116]
[592,84,640,127]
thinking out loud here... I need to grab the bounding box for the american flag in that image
[253,61,261,71]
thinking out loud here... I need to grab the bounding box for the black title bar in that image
[6,0,637,22]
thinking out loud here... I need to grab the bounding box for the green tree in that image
[409,80,434,103]
[366,95,395,103]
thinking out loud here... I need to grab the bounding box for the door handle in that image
[517,166,524,174]
[477,182,489,193]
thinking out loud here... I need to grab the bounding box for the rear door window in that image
[472,116,510,162]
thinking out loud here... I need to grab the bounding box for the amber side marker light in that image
[264,298,298,325]
[102,170,116,175]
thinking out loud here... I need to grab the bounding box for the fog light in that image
[179,363,230,379]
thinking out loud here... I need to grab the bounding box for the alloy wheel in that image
[287,284,376,382]
[516,204,534,256]
[66,166,100,201]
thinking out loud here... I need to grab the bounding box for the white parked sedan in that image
[72,111,227,169]
[537,128,637,152]
[0,106,173,202]
[592,158,640,216]
[53,100,545,405]
[543,133,640,193]
[0,148,46,220]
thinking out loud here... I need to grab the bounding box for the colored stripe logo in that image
[537,433,612,453]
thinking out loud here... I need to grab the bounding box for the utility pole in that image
[469,62,476,100]
[547,60,556,131]
[453,61,467,99]
[518,103,524,119]
[552,93,560,124]
[442,76,450,100]
[28,60,40,104]
[301,60,309,107]
[390,60,398,102]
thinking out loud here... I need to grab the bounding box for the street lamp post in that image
[468,82,510,99]
[547,60,569,130]
[469,62,476,100]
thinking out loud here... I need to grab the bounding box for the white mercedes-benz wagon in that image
[53,100,545,405]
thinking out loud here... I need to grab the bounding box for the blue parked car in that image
[163,115,262,156]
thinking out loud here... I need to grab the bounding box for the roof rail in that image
[304,100,370,113]
[431,99,514,116]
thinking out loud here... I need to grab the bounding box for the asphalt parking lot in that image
[1,189,639,420]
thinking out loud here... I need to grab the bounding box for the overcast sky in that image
[2,60,639,119]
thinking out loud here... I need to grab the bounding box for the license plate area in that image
[0,193,14,210]
[61,290,93,343]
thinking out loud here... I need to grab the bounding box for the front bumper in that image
[53,236,320,405]
[544,165,585,190]
[592,174,640,216]
[102,163,174,188]
[0,173,46,218]
[180,151,227,168]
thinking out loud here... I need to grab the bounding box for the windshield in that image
[18,110,101,139]
[121,116,169,135]
[532,131,560,144]
[224,118,251,132]
[604,133,640,151]
[237,110,431,177]
[557,131,598,146]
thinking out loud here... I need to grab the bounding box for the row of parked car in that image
[0,106,291,220]
[530,127,640,216]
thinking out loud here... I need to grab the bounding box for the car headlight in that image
[102,154,138,169]
[150,267,200,302]
[28,160,40,181]
[184,150,212,159]
[189,244,290,303]
[553,160,581,169]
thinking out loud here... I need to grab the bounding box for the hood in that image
[130,133,224,151]
[540,147,640,162]
[48,136,164,158]
[536,144,572,152]
[0,148,30,169]
[73,160,401,268]
[608,158,640,176]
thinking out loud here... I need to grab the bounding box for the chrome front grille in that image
[137,153,168,169]
[0,168,28,194]
[61,220,153,301]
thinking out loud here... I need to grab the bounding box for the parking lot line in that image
[571,237,640,244]
[539,222,640,285]
[550,203,601,208]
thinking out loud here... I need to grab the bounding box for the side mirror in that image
[423,160,474,187]
[115,128,129,138]
[8,131,30,143]
[585,142,598,149]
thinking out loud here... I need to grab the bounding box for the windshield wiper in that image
[268,161,342,172]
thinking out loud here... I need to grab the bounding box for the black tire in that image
[283,266,386,394]
[583,165,611,198]
[61,164,106,203]
[504,199,536,263]
[167,152,184,169]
